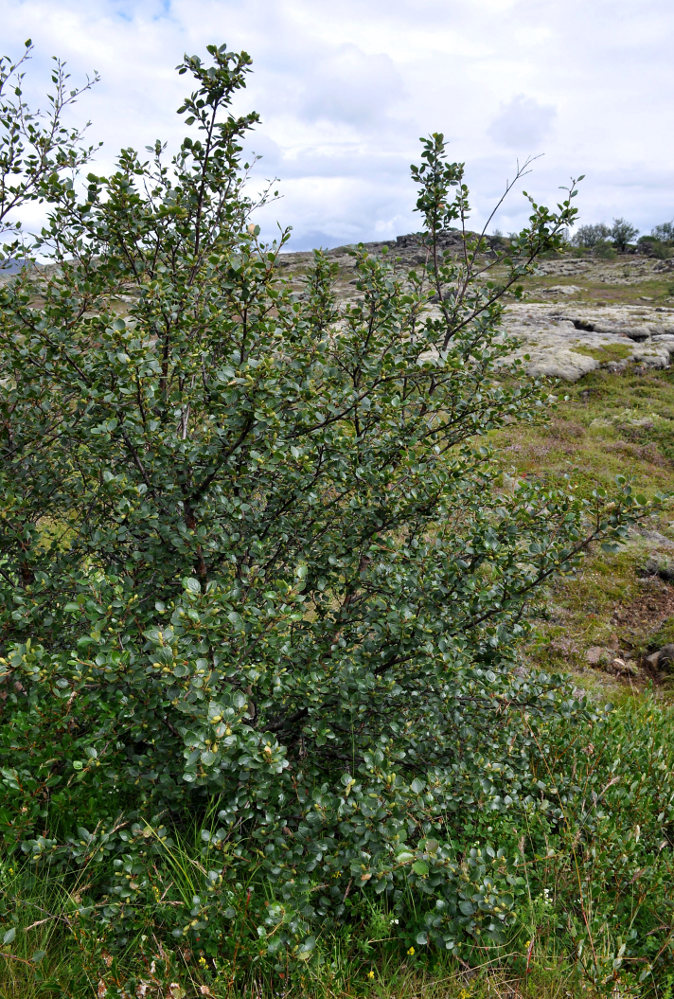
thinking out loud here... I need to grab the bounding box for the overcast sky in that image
[3,0,673,250]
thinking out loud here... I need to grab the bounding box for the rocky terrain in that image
[7,239,674,383]
[501,300,674,380]
[281,236,674,695]
[280,235,674,381]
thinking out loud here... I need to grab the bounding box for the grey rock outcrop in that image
[278,236,674,382]
[500,303,674,381]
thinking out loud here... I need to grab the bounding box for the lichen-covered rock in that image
[500,302,674,381]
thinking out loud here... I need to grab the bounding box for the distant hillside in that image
[0,256,32,275]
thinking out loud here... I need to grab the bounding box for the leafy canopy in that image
[0,43,645,960]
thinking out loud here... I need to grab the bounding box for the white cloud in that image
[1,0,673,248]
[298,45,406,127]
[488,95,557,151]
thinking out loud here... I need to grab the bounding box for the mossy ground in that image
[571,342,632,364]
[468,249,674,698]
[517,257,674,306]
[490,361,674,697]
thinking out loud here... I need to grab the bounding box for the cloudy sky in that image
[2,0,673,250]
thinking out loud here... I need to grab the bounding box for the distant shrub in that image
[593,240,617,260]
[638,235,671,259]
[572,220,639,255]
[651,220,674,244]
[571,223,611,248]
[610,217,639,253]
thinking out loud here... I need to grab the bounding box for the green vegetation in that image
[610,218,640,254]
[570,219,639,255]
[491,367,674,684]
[2,695,673,998]
[571,343,633,364]
[1,43,673,999]
[493,367,674,498]
[571,223,612,249]
[651,222,674,244]
[637,236,672,260]
[569,216,674,261]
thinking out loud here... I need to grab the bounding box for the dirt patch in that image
[611,575,674,649]
[592,575,674,685]
[531,564,674,695]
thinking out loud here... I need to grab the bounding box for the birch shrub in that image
[0,44,647,966]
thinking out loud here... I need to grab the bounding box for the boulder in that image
[644,644,674,672]
[642,557,674,584]
[585,646,610,666]
[539,284,581,296]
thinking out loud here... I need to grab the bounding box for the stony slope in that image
[280,237,674,694]
[280,236,674,381]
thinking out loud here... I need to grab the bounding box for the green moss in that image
[492,367,674,501]
[571,342,632,363]
[518,254,674,304]
[488,366,674,691]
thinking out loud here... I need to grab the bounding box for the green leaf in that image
[296,936,316,960]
